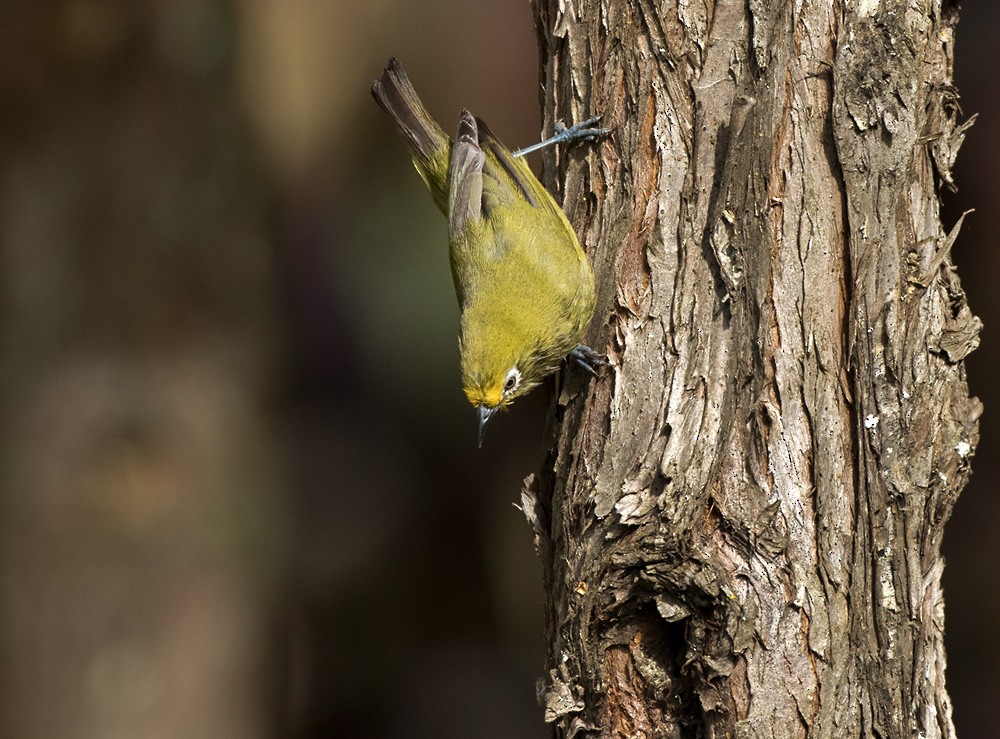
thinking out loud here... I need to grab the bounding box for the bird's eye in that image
[502,368,521,395]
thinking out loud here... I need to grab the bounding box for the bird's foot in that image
[568,344,610,377]
[513,116,612,157]
[551,116,612,146]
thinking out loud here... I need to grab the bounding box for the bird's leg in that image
[513,116,611,158]
[568,344,610,376]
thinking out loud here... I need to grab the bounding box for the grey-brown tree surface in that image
[523,0,981,736]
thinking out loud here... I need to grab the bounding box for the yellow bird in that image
[372,59,606,445]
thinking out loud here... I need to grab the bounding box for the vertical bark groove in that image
[525,0,979,736]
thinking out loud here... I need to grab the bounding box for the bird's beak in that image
[476,405,497,448]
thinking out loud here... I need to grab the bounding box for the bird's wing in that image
[475,118,540,213]
[448,110,486,240]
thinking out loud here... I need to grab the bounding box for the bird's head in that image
[459,299,571,445]
[463,359,538,446]
[460,309,553,448]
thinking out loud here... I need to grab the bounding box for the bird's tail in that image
[372,59,451,212]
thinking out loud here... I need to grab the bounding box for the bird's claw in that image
[569,345,610,377]
[553,116,612,145]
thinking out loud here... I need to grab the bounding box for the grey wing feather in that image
[476,117,538,209]
[448,110,485,239]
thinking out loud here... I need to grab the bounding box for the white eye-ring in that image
[502,367,521,395]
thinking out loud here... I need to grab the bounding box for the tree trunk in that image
[525,1,981,736]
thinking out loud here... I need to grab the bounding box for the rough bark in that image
[523,1,980,736]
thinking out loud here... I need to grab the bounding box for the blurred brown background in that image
[0,2,994,737]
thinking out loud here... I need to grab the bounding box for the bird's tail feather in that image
[372,59,451,211]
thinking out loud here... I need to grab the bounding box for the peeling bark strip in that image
[526,0,980,736]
